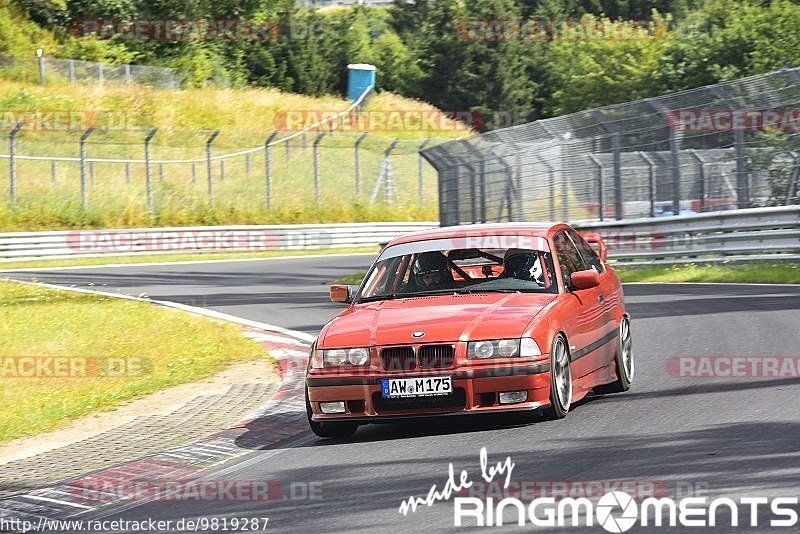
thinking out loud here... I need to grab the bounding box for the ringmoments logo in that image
[397,447,800,531]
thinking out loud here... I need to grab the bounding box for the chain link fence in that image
[422,67,800,226]
[0,54,185,89]
[1,123,447,218]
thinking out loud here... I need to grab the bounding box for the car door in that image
[568,229,619,371]
[553,231,607,379]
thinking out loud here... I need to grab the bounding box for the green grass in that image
[0,246,379,271]
[0,80,465,230]
[0,280,269,443]
[615,261,800,284]
[330,272,367,285]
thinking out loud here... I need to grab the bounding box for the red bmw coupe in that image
[305,223,633,438]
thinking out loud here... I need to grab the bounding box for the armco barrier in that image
[0,223,437,261]
[574,206,799,265]
[0,207,796,265]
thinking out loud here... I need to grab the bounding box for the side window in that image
[568,230,605,274]
[553,232,586,287]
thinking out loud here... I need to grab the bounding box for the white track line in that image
[0,252,377,272]
[21,495,94,510]
[4,279,315,343]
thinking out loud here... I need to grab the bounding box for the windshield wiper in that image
[455,288,520,294]
[359,291,439,302]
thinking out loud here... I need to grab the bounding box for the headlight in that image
[311,346,371,368]
[346,347,370,365]
[467,338,541,359]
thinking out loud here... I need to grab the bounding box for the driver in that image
[502,249,546,286]
[412,251,454,290]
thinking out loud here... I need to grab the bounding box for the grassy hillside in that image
[0,80,467,230]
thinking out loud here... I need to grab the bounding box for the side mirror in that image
[570,269,600,291]
[330,285,357,304]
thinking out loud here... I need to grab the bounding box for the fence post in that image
[534,155,555,220]
[587,154,604,221]
[125,162,131,184]
[79,127,95,209]
[206,130,220,207]
[144,128,158,216]
[647,98,682,215]
[788,151,799,205]
[638,151,657,218]
[461,141,487,223]
[418,139,431,206]
[191,162,197,183]
[382,139,400,205]
[51,160,57,184]
[688,150,706,212]
[264,131,279,209]
[513,153,524,219]
[734,129,748,208]
[8,121,24,205]
[89,161,95,186]
[354,132,368,196]
[220,160,225,182]
[611,131,623,220]
[124,64,131,84]
[313,133,325,207]
[68,59,75,84]
[36,49,45,85]
[98,62,104,86]
[668,129,682,215]
[245,153,251,177]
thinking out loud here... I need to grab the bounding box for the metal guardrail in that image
[574,206,800,265]
[0,222,437,261]
[0,207,796,265]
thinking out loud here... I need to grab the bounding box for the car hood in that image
[318,293,557,347]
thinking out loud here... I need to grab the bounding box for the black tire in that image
[600,316,633,394]
[544,334,572,420]
[305,390,358,439]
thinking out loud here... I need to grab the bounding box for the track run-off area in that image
[3,254,800,533]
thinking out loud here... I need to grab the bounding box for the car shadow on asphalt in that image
[238,393,604,449]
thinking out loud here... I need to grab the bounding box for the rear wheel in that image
[305,390,358,439]
[544,334,572,419]
[602,317,633,393]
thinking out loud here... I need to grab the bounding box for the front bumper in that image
[306,361,551,422]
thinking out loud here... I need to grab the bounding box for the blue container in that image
[347,63,377,101]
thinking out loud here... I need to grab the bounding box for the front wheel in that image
[305,390,358,439]
[544,334,572,419]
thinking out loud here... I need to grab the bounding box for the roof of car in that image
[387,222,568,246]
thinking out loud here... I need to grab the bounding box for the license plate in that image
[381,377,452,398]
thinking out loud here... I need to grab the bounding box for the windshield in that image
[358,236,557,301]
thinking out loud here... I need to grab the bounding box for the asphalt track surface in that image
[6,256,800,533]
